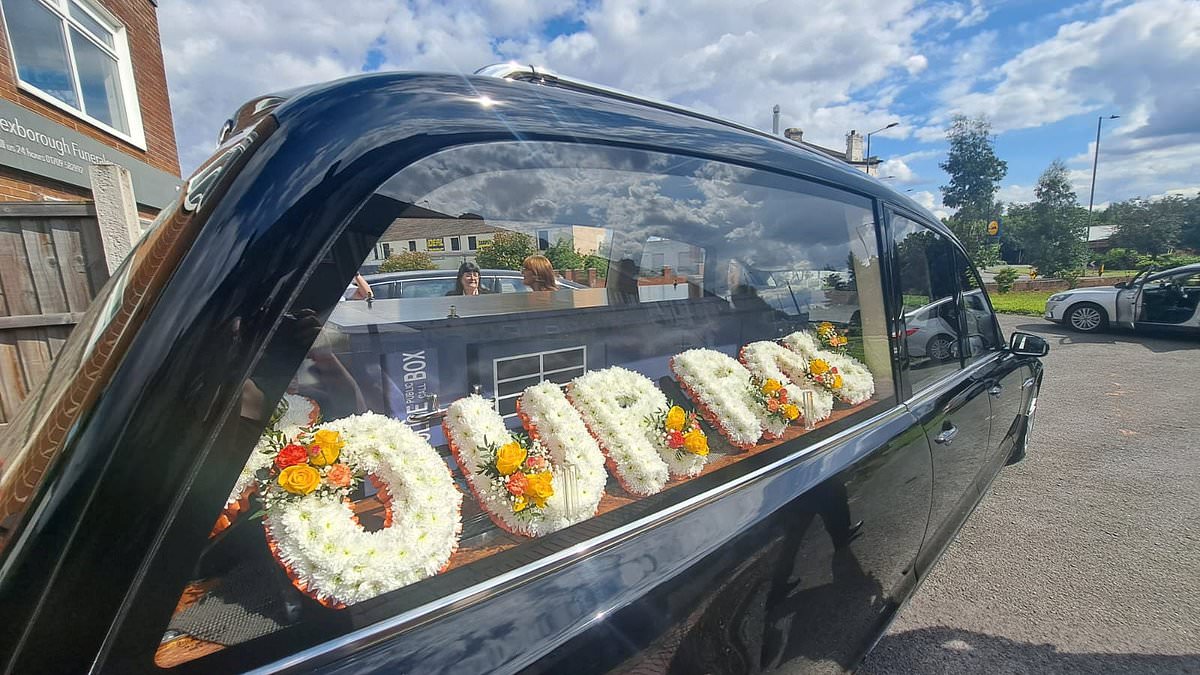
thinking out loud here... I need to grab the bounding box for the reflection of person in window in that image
[522,254,559,291]
[446,261,491,296]
[607,258,640,305]
[347,274,373,301]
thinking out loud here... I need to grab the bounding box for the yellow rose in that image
[809,359,830,377]
[683,428,709,457]
[278,464,321,495]
[512,495,528,512]
[761,378,783,396]
[783,404,800,421]
[525,471,555,508]
[832,374,844,390]
[819,321,834,334]
[309,429,344,466]
[665,406,687,432]
[495,441,527,476]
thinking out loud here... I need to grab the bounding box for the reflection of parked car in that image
[905,297,959,360]
[344,268,584,299]
[1044,264,1200,333]
[906,290,995,359]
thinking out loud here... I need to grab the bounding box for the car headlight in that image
[1047,293,1070,303]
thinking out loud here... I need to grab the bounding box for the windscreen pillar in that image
[89,162,141,275]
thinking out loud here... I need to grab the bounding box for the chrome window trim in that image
[251,400,905,674]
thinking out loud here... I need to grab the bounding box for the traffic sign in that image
[987,219,1000,236]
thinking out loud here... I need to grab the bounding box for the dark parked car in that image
[0,65,1047,674]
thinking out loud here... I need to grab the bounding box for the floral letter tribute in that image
[739,341,834,425]
[446,395,582,537]
[670,349,770,449]
[259,413,462,608]
[516,381,608,528]
[568,366,708,494]
[782,330,876,405]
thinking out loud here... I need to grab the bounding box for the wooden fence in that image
[0,203,107,427]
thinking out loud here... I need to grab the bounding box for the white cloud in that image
[997,183,1036,205]
[877,157,918,183]
[160,0,968,173]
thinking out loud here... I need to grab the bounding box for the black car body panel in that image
[0,72,1044,674]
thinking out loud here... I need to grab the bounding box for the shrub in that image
[378,251,435,272]
[994,266,1019,293]
[1098,247,1140,271]
[1135,251,1200,269]
[475,231,535,269]
[1056,267,1082,289]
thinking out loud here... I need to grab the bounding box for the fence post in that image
[88,162,141,275]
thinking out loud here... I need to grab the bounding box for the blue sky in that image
[159,0,1199,216]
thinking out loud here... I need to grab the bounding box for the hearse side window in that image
[957,251,1003,359]
[152,142,897,669]
[892,214,962,391]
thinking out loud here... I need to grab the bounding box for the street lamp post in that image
[1087,114,1120,217]
[865,122,898,176]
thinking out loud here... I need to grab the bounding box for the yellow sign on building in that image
[987,220,999,236]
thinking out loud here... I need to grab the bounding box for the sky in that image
[157,0,1200,218]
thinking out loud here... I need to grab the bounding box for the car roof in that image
[226,70,948,238]
[364,269,523,282]
[1146,263,1200,281]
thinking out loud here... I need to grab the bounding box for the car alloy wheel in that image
[927,335,957,361]
[1067,305,1103,332]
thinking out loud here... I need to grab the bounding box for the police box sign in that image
[0,99,180,209]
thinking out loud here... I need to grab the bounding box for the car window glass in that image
[401,278,457,298]
[494,277,527,293]
[152,142,897,669]
[891,214,961,391]
[957,252,1002,359]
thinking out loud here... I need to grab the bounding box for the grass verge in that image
[989,290,1053,317]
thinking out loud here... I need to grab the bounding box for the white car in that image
[1044,263,1200,333]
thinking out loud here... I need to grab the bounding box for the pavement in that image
[860,314,1200,674]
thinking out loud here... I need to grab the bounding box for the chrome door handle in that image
[988,384,1003,397]
[934,425,959,444]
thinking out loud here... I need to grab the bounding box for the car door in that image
[889,212,993,572]
[1115,269,1150,328]
[956,252,1027,471]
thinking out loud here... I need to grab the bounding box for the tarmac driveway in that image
[860,314,1200,674]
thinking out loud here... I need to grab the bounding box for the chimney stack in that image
[784,127,804,143]
[845,130,864,163]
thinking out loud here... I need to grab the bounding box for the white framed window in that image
[492,346,586,417]
[0,0,145,147]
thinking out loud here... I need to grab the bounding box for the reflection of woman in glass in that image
[522,255,558,291]
[446,261,491,296]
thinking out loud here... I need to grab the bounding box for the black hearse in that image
[0,65,1047,674]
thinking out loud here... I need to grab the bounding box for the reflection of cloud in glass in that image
[377,142,877,272]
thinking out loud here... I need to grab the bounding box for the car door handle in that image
[934,425,959,444]
[988,384,1003,397]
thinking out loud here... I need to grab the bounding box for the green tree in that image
[474,231,535,269]
[544,238,586,270]
[1004,160,1088,279]
[1107,197,1182,259]
[378,250,435,272]
[1179,192,1200,250]
[940,115,1007,267]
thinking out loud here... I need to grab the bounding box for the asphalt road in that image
[860,314,1200,674]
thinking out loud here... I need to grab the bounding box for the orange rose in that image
[326,463,352,488]
[278,464,321,495]
[495,441,527,476]
[525,471,555,508]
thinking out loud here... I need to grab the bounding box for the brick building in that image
[0,0,180,213]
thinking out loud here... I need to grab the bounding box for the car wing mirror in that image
[1009,331,1049,357]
